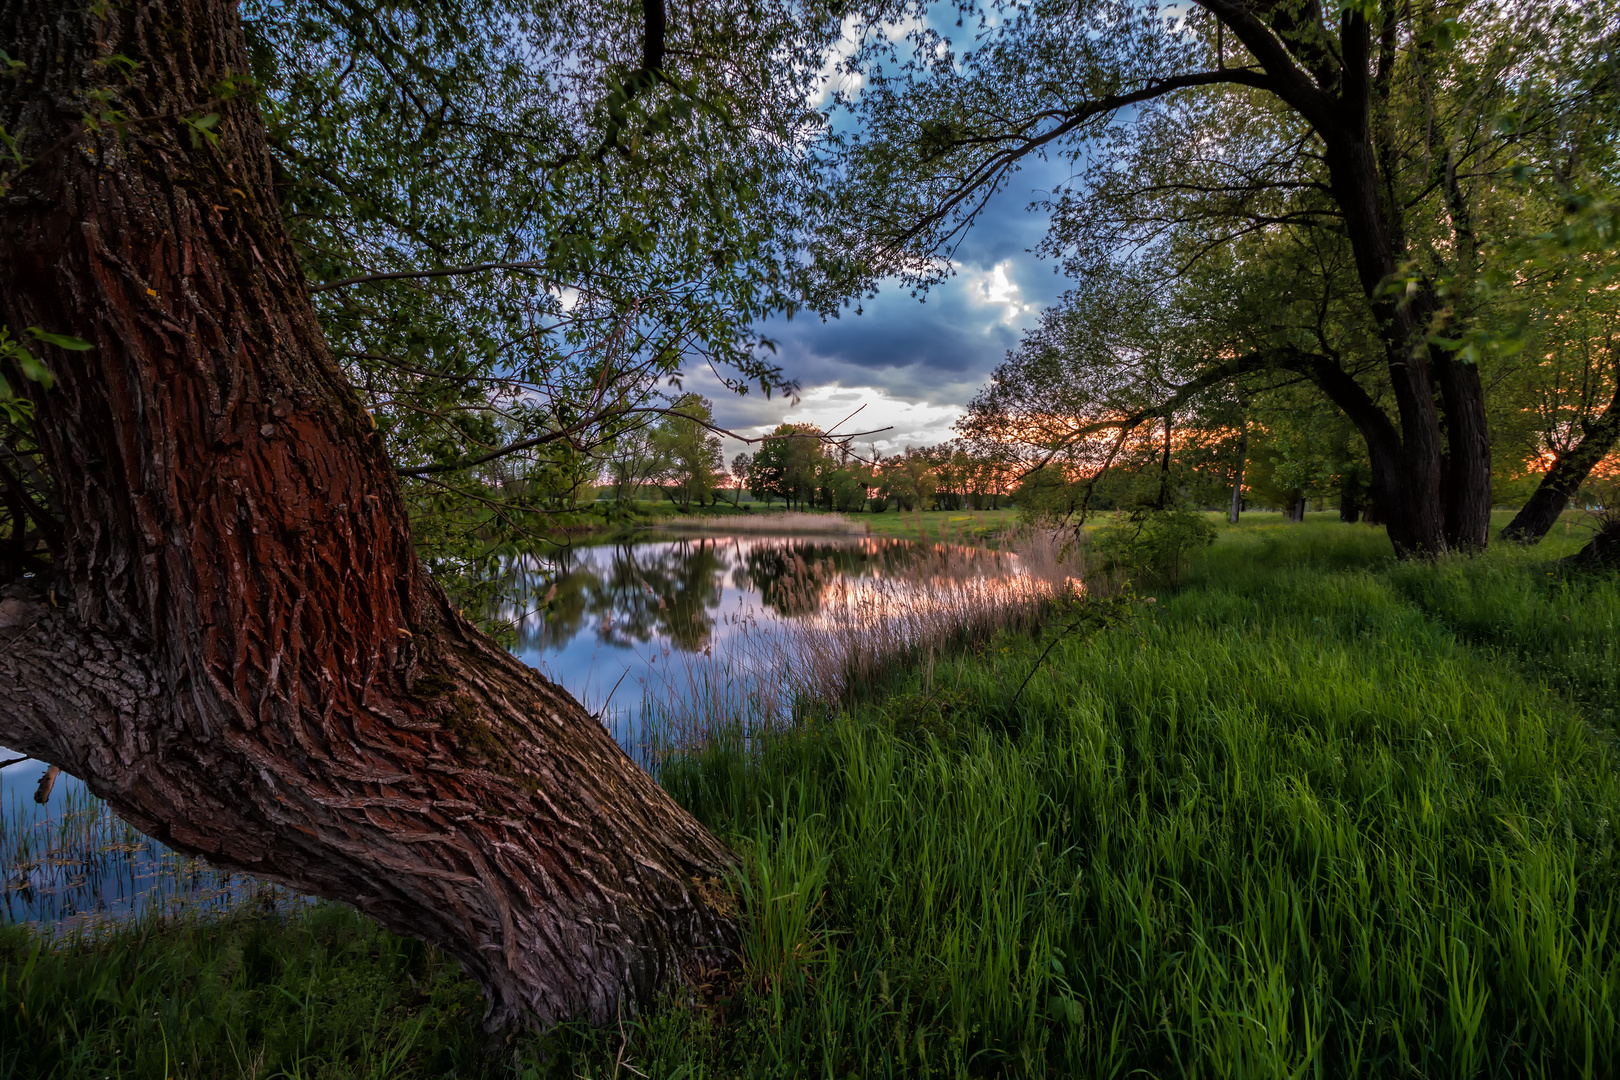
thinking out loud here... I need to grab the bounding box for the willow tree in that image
[823,0,1617,555]
[0,0,836,1030]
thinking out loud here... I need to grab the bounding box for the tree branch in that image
[1194,1,1338,133]
[311,261,548,293]
[880,67,1277,260]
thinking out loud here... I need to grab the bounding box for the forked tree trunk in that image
[0,0,736,1031]
[1305,9,1489,557]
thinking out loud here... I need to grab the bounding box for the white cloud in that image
[810,14,870,109]
[963,260,1039,328]
[769,384,964,457]
[681,368,965,462]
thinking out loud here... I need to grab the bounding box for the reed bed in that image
[655,510,868,535]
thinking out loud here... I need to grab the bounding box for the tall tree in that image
[824,0,1617,555]
[653,393,725,509]
[0,0,836,1031]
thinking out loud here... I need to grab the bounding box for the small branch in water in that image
[0,754,30,769]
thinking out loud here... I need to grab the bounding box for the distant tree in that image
[751,423,825,508]
[748,428,789,505]
[653,395,724,510]
[880,450,938,512]
[603,422,668,505]
[730,452,753,506]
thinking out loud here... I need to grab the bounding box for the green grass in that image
[0,903,487,1079]
[5,517,1619,1078]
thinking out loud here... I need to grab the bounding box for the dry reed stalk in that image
[657,511,867,536]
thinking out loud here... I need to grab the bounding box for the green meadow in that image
[5,516,1619,1078]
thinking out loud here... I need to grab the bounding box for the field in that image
[4,515,1619,1078]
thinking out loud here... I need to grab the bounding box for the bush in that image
[869,497,889,513]
[1089,506,1217,586]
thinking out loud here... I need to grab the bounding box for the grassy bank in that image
[6,519,1619,1078]
[584,503,1020,543]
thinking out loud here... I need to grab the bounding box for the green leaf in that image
[27,328,93,350]
[183,112,222,147]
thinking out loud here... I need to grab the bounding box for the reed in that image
[655,510,869,535]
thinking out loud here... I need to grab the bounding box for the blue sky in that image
[697,151,1075,464]
[688,7,1088,465]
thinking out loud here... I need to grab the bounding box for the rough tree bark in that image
[0,0,736,1031]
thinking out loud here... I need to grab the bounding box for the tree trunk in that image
[1229,419,1247,525]
[1311,19,1474,557]
[1431,346,1494,551]
[1339,469,1362,524]
[1566,519,1620,569]
[1157,412,1174,509]
[0,0,736,1033]
[1500,366,1620,544]
[1324,132,1449,556]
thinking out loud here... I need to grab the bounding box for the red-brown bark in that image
[0,0,736,1031]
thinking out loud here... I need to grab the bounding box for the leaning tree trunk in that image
[1500,368,1620,544]
[0,0,736,1032]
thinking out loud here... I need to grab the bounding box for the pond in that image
[2,527,1058,931]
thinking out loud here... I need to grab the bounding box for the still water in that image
[508,532,941,728]
[2,531,990,931]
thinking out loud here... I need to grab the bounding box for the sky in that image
[694,153,1075,467]
[686,11,1083,468]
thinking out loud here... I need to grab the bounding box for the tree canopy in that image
[821,0,1620,553]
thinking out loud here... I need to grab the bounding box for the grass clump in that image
[0,904,487,1079]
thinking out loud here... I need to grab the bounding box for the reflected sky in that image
[508,534,942,721]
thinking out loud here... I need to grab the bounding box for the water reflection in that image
[1,766,303,932]
[507,533,1047,741]
[518,535,939,656]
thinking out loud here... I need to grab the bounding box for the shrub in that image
[1089,506,1217,587]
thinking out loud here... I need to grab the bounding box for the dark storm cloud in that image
[756,153,1073,411]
